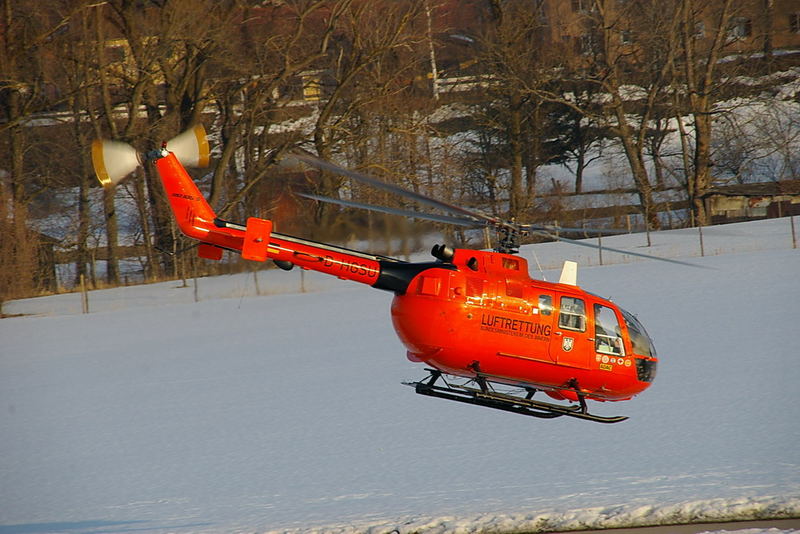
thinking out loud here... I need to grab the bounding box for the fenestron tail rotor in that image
[91,124,210,187]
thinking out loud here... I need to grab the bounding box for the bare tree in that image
[308,0,426,236]
[207,0,351,220]
[63,7,97,287]
[0,0,61,211]
[90,1,167,279]
[673,0,738,225]
[529,0,682,230]
[549,81,606,194]
[712,96,800,184]
[91,0,242,279]
[587,0,681,230]
[472,0,560,221]
[0,0,89,295]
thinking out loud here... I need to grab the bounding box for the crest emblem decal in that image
[562,337,574,352]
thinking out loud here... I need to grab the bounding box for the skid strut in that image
[404,369,628,424]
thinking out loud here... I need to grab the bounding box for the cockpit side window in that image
[594,304,624,356]
[621,309,656,357]
[558,296,586,331]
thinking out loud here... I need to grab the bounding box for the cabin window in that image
[538,294,553,316]
[558,297,585,332]
[594,304,624,356]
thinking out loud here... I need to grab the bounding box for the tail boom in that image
[154,149,383,287]
[212,218,382,286]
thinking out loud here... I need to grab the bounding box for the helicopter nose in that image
[635,358,658,383]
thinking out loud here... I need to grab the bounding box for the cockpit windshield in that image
[621,309,656,358]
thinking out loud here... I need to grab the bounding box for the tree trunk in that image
[613,104,661,230]
[762,0,774,60]
[76,147,90,287]
[678,0,734,225]
[509,91,525,220]
[103,186,120,284]
[692,112,713,225]
[574,151,585,194]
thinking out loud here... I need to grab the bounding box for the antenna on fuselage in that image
[528,248,547,282]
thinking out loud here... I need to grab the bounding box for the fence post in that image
[791,215,797,249]
[598,234,604,265]
[698,224,705,257]
[80,274,89,314]
[253,269,262,296]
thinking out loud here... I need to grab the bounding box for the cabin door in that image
[551,294,592,369]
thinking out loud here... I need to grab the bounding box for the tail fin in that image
[91,125,216,241]
[91,125,273,262]
[152,144,273,259]
[153,151,218,242]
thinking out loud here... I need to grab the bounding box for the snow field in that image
[1,217,798,533]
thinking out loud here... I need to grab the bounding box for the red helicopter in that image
[92,125,683,423]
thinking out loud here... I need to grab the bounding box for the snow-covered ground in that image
[1,218,799,534]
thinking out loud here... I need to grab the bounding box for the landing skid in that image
[403,369,628,424]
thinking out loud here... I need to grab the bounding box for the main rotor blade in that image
[292,152,509,230]
[298,193,484,228]
[529,230,707,268]
[522,224,627,237]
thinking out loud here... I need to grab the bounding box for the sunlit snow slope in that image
[1,218,799,534]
